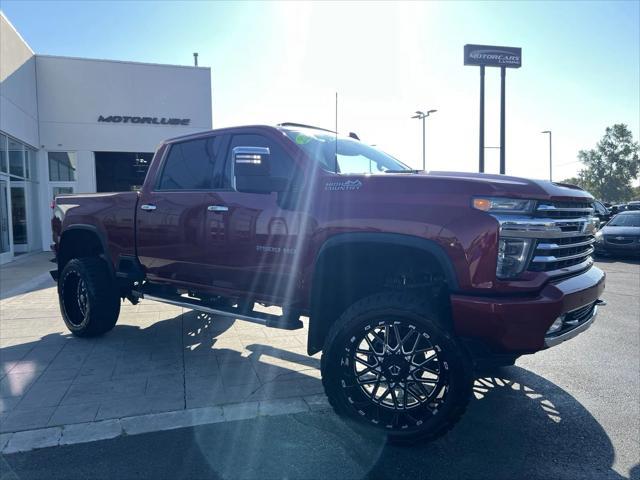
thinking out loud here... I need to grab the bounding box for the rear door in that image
[136,135,228,287]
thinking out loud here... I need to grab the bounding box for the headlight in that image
[595,231,603,243]
[497,237,533,279]
[473,197,535,214]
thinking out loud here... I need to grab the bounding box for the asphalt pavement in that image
[2,258,639,480]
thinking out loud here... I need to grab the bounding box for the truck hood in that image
[421,171,594,201]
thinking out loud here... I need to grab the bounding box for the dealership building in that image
[0,12,212,264]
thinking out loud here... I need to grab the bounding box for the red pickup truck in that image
[51,123,605,443]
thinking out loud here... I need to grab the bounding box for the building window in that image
[95,152,153,192]
[48,152,77,181]
[8,139,24,178]
[51,186,74,201]
[25,148,37,179]
[0,134,7,174]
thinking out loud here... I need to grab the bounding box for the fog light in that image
[547,316,565,335]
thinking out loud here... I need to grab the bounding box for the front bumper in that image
[450,266,606,352]
[595,241,640,255]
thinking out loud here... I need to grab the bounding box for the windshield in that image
[282,128,412,174]
[608,213,640,227]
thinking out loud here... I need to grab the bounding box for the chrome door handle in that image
[207,205,229,213]
[140,204,157,211]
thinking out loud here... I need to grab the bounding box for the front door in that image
[136,135,228,288]
[203,132,307,303]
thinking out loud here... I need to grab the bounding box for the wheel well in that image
[58,229,106,272]
[308,242,453,354]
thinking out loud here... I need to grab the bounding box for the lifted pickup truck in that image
[51,123,605,443]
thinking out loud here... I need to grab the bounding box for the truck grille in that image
[534,201,593,219]
[604,235,637,245]
[526,201,595,274]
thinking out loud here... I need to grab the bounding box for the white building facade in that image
[0,13,212,264]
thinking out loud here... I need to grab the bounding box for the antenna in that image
[193,52,199,67]
[335,92,338,174]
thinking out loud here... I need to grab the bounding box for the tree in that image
[559,176,584,188]
[576,124,639,202]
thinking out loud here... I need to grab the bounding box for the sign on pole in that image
[465,44,522,175]
[464,44,522,69]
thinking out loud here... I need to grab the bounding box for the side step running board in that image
[131,290,303,330]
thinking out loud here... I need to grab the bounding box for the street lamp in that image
[411,109,437,171]
[541,130,552,181]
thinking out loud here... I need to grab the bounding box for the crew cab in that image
[51,123,605,443]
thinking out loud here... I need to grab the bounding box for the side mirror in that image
[233,146,270,177]
[233,146,286,194]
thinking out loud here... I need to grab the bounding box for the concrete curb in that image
[1,395,331,454]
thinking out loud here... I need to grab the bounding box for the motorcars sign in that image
[464,44,522,68]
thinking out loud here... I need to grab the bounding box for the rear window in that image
[158,138,222,190]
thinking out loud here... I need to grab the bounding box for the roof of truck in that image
[162,125,281,144]
[162,123,338,145]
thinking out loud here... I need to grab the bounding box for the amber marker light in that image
[473,198,492,211]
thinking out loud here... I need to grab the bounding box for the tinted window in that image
[608,213,640,227]
[158,137,224,190]
[227,134,296,186]
[594,201,608,215]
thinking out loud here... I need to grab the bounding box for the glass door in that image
[0,179,12,262]
[10,184,27,253]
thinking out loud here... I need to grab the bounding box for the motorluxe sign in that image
[464,44,522,68]
[98,115,191,126]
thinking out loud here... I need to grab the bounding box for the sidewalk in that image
[0,257,328,454]
[0,252,55,300]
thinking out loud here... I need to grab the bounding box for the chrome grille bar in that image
[532,246,595,263]
[534,201,594,220]
[536,238,595,250]
[536,205,594,214]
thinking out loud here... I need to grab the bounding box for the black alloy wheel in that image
[321,292,472,444]
[59,257,120,337]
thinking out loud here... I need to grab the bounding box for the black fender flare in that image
[58,224,115,277]
[307,232,459,354]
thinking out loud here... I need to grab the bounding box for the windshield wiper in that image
[383,169,421,174]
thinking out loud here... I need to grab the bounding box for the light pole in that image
[411,109,437,171]
[541,130,552,181]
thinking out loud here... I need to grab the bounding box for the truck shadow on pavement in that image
[188,364,627,480]
[0,310,629,479]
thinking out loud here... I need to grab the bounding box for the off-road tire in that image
[321,292,473,445]
[58,257,120,337]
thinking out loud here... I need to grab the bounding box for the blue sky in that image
[2,1,639,181]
